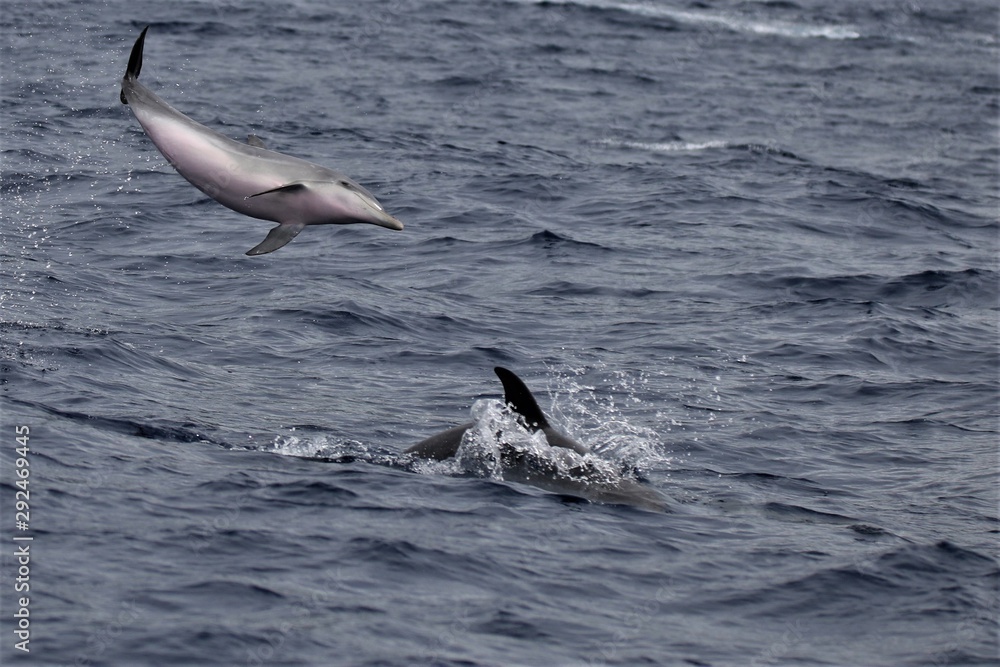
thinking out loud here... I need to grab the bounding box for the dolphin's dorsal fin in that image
[247,134,266,148]
[246,222,305,256]
[494,367,550,431]
[246,182,307,199]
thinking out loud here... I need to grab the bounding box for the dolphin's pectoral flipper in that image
[246,182,308,199]
[247,134,266,148]
[246,222,306,256]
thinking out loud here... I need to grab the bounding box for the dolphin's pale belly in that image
[133,106,306,222]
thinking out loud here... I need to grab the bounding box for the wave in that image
[6,396,214,444]
[596,139,806,163]
[598,138,731,153]
[524,0,861,40]
[712,540,999,613]
[740,268,996,307]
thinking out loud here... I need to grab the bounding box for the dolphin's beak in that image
[357,194,404,231]
[375,211,404,231]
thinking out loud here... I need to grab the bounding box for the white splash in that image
[456,398,637,487]
[517,0,861,40]
[542,365,670,472]
[267,433,368,460]
[598,138,731,153]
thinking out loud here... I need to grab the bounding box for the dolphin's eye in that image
[337,179,383,210]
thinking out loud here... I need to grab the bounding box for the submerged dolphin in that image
[406,367,668,512]
[120,27,403,255]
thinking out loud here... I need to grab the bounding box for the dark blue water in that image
[2,1,998,665]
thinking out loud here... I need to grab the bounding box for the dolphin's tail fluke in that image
[494,367,551,431]
[120,26,149,105]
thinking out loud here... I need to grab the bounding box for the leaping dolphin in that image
[120,27,404,255]
[406,367,668,512]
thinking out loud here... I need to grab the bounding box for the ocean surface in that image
[1,1,998,665]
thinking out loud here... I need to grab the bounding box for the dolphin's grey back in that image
[404,422,474,460]
[404,368,668,511]
[405,368,592,461]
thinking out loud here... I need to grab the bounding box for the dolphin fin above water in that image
[494,366,550,430]
[494,366,591,456]
[405,367,667,511]
[120,26,404,256]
